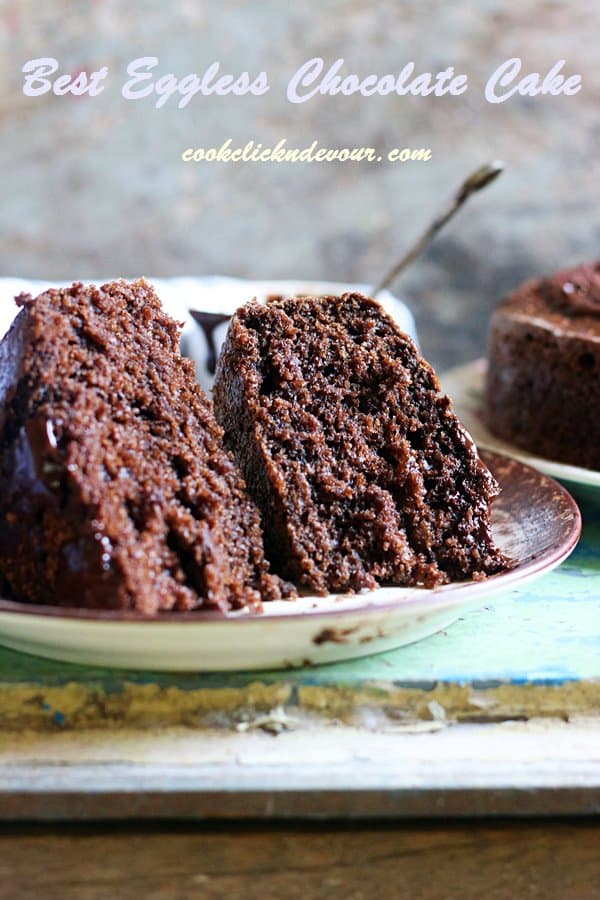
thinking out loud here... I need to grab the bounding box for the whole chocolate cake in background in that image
[486,261,600,470]
[213,292,505,595]
[0,279,287,613]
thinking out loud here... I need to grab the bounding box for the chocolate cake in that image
[486,261,600,469]
[213,292,505,594]
[0,279,287,613]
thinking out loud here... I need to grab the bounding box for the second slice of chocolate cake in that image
[213,293,505,594]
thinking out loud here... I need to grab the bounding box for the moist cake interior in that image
[0,280,285,613]
[214,292,505,594]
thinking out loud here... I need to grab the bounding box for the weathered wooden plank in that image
[0,719,599,820]
[1,821,599,900]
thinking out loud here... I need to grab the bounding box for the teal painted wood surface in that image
[0,496,597,692]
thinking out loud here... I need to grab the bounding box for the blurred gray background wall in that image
[1,0,598,368]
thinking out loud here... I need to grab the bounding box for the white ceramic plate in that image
[0,452,581,671]
[442,359,600,503]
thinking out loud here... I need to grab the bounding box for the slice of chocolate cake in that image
[0,279,286,613]
[213,292,505,594]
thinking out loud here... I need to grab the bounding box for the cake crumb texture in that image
[0,279,286,613]
[214,292,505,594]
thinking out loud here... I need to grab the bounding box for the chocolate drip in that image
[189,310,230,374]
[13,418,59,498]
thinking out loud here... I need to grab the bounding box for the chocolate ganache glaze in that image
[541,261,600,317]
[189,310,231,374]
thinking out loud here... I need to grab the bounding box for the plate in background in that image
[0,452,581,672]
[442,359,600,504]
